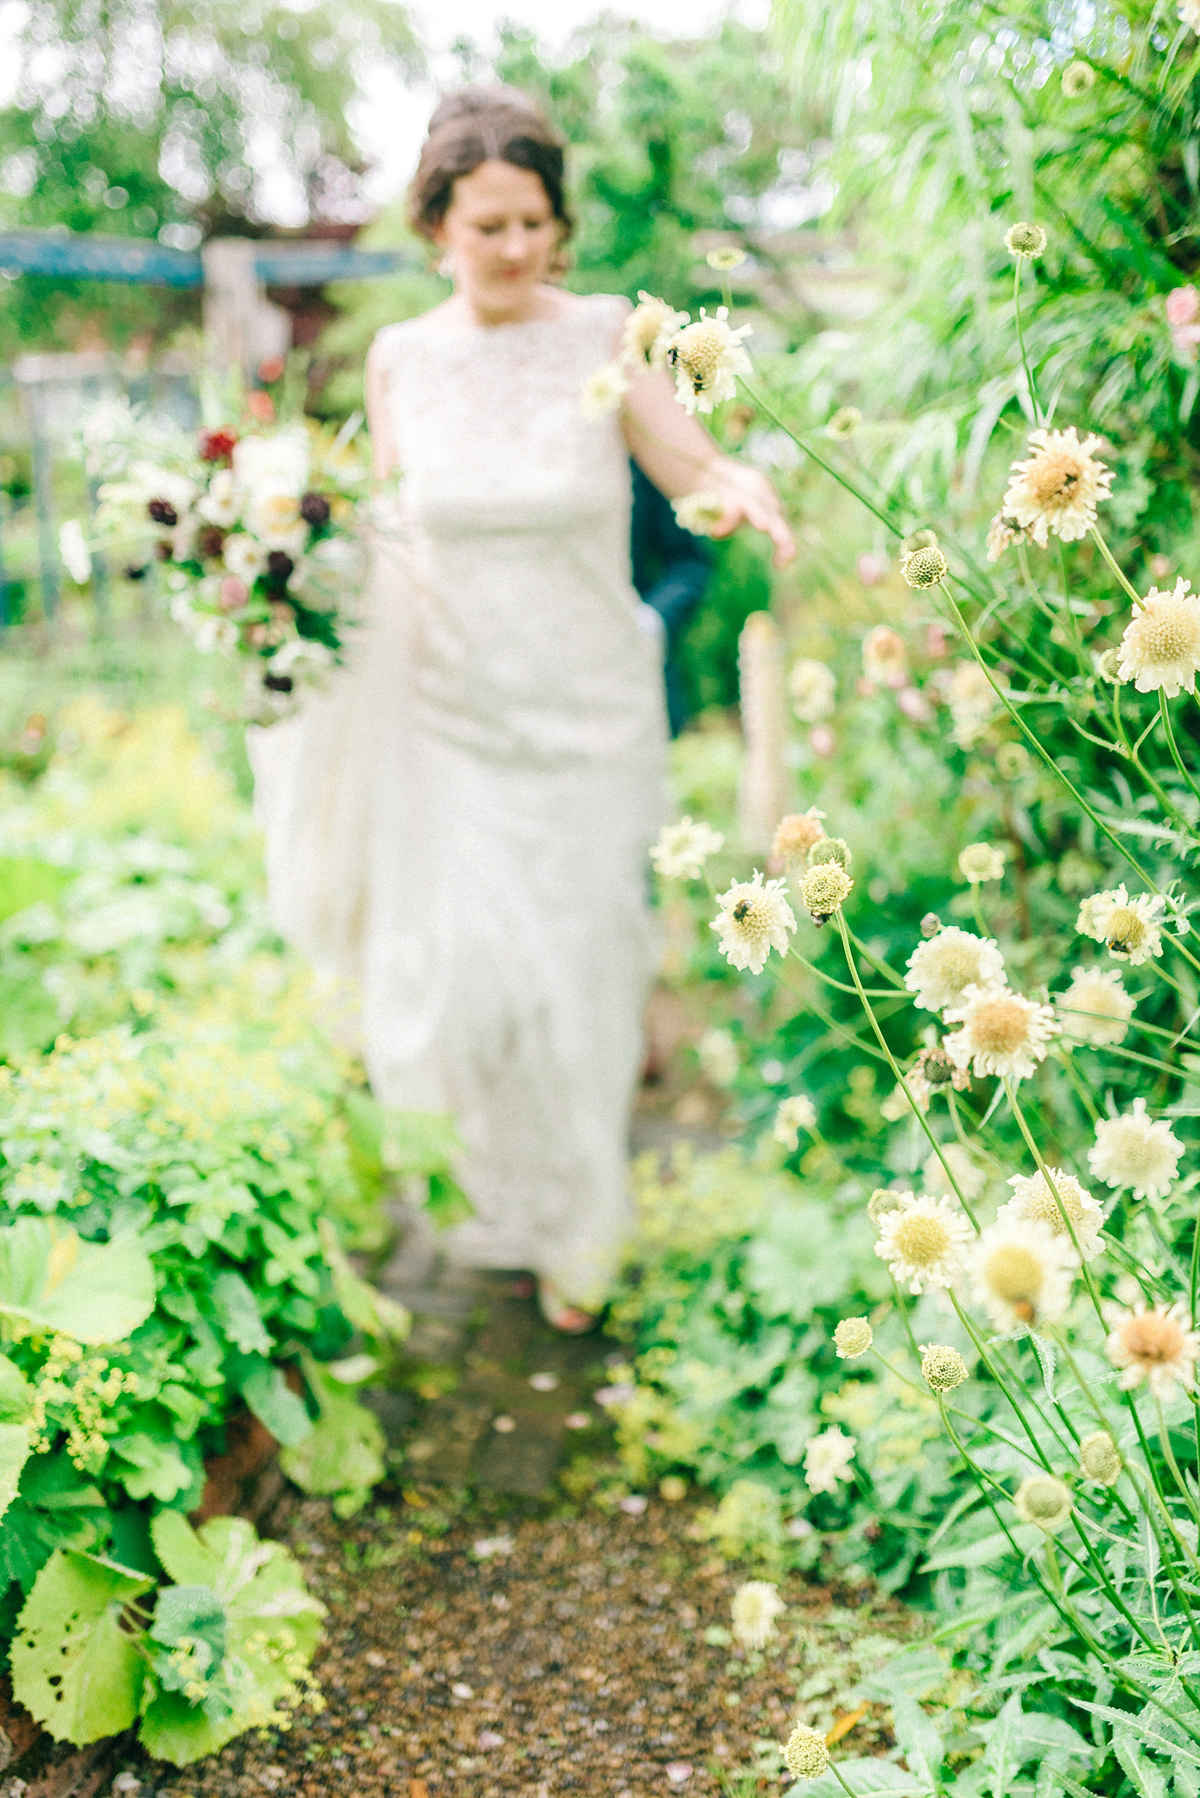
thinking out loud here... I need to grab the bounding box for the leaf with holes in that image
[11,1549,153,1743]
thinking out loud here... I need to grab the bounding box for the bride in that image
[249,87,794,1332]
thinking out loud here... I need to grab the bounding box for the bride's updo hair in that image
[409,86,572,241]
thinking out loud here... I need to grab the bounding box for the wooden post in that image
[201,238,291,376]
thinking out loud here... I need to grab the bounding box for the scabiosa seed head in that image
[958,842,1006,884]
[711,871,796,973]
[1014,1474,1072,1532]
[1005,221,1048,259]
[730,1578,785,1649]
[875,1191,973,1294]
[901,529,939,555]
[1057,966,1135,1047]
[807,835,852,871]
[902,545,949,589]
[799,861,853,923]
[868,1188,903,1225]
[1079,1431,1121,1486]
[1088,1098,1183,1199]
[920,912,942,938]
[707,246,748,271]
[834,1317,873,1359]
[1062,61,1096,96]
[920,1343,969,1392]
[785,1726,830,1780]
[1001,426,1112,548]
[1095,646,1123,683]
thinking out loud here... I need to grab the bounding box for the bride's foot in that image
[537,1278,599,1336]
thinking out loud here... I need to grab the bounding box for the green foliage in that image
[12,1550,153,1744]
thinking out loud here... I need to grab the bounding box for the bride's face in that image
[435,160,561,311]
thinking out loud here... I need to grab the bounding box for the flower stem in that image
[1090,526,1142,605]
[737,377,903,537]
[1158,689,1200,809]
[1012,261,1043,428]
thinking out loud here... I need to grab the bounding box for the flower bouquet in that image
[77,399,368,722]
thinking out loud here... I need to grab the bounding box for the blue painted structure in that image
[0,231,415,287]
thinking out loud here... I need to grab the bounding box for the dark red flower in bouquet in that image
[155,539,174,561]
[198,427,238,463]
[147,498,178,526]
[258,356,287,384]
[266,550,294,585]
[196,525,226,559]
[300,491,331,527]
[247,392,275,423]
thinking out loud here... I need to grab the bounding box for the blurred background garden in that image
[2,0,1200,1794]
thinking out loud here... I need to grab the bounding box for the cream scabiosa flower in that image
[803,1425,856,1494]
[784,1727,829,1781]
[1057,965,1135,1046]
[710,872,796,974]
[1106,1302,1199,1396]
[1116,579,1200,696]
[874,1191,973,1294]
[623,293,688,369]
[771,809,826,869]
[1077,884,1165,965]
[958,843,1006,884]
[905,927,1006,1016]
[1000,426,1113,547]
[999,1166,1104,1259]
[730,1579,785,1649]
[774,1093,816,1150]
[834,1318,873,1359]
[1014,1475,1072,1532]
[1088,1099,1183,1199]
[943,982,1059,1082]
[971,1217,1077,1332]
[651,816,724,880]
[666,308,752,414]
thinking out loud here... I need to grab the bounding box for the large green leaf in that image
[109,1432,194,1502]
[239,1360,312,1448]
[279,1363,385,1518]
[0,1218,155,1344]
[210,1271,271,1355]
[317,1218,409,1343]
[11,1549,153,1743]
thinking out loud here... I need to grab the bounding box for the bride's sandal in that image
[537,1277,599,1336]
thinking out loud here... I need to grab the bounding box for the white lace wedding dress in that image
[247,294,668,1307]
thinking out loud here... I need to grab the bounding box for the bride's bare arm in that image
[621,364,796,568]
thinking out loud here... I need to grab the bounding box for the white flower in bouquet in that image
[1116,578,1200,697]
[970,1216,1077,1332]
[1000,426,1113,547]
[232,427,310,498]
[665,308,752,414]
[650,816,724,880]
[788,657,836,723]
[943,981,1058,1081]
[580,361,629,418]
[904,926,1006,1015]
[246,489,308,556]
[268,635,335,685]
[1056,965,1135,1046]
[197,469,239,530]
[1077,884,1165,964]
[1106,1301,1199,1396]
[803,1425,856,1495]
[773,1093,816,1150]
[170,593,237,656]
[999,1166,1105,1259]
[710,872,796,974]
[672,491,726,536]
[730,1579,785,1650]
[1088,1098,1183,1199]
[223,534,269,586]
[623,292,689,369]
[874,1190,972,1294]
[128,461,196,520]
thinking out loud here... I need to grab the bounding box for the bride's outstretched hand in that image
[707,456,796,568]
